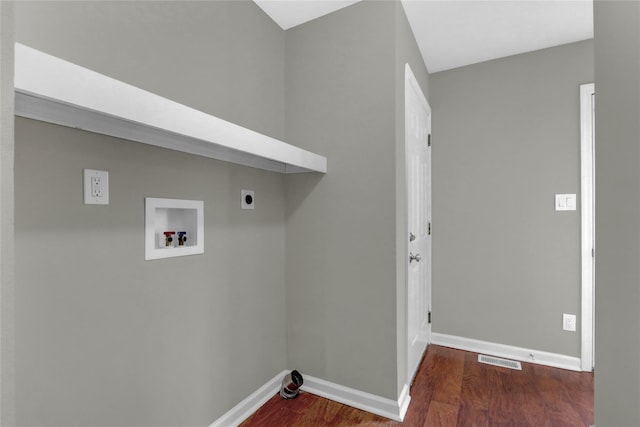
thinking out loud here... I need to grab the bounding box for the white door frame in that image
[405,63,432,384]
[580,83,595,372]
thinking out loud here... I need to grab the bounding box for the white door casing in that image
[406,64,432,385]
[580,83,595,372]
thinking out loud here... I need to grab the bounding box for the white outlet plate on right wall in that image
[555,193,576,211]
[563,313,577,331]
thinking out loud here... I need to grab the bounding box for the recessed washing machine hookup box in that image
[145,198,204,260]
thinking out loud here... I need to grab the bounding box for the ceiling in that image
[253,0,593,73]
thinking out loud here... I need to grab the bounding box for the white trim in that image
[209,370,286,427]
[302,375,411,422]
[209,372,411,426]
[14,43,327,174]
[580,82,595,372]
[431,333,582,372]
[397,384,411,420]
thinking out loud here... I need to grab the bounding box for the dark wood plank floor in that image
[240,345,594,426]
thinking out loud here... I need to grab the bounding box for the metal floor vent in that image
[478,354,522,370]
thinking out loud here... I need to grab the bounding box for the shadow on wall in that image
[285,173,325,221]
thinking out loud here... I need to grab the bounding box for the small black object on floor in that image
[280,370,303,399]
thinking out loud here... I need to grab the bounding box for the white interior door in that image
[406,64,432,384]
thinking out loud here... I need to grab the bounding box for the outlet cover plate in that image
[555,193,576,211]
[563,313,577,332]
[241,190,255,210]
[84,169,109,205]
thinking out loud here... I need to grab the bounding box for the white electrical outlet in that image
[91,176,103,197]
[84,169,109,205]
[563,313,577,332]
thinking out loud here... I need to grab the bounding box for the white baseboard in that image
[397,383,411,420]
[431,332,582,372]
[210,370,411,426]
[209,370,286,427]
[302,375,411,422]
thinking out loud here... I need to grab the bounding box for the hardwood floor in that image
[240,345,594,426]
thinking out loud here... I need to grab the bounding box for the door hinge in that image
[428,222,431,235]
[592,248,595,258]
[427,134,431,147]
[428,311,432,324]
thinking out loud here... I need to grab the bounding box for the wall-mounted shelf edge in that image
[13,43,327,174]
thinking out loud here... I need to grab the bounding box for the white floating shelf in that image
[14,43,327,174]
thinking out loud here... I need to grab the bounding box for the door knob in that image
[409,252,422,263]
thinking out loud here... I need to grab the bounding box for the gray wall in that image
[594,1,640,425]
[1,2,16,426]
[430,40,593,357]
[284,0,429,400]
[284,0,397,400]
[14,2,287,426]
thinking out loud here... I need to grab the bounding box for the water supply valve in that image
[177,231,187,246]
[280,370,303,399]
[163,231,175,247]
